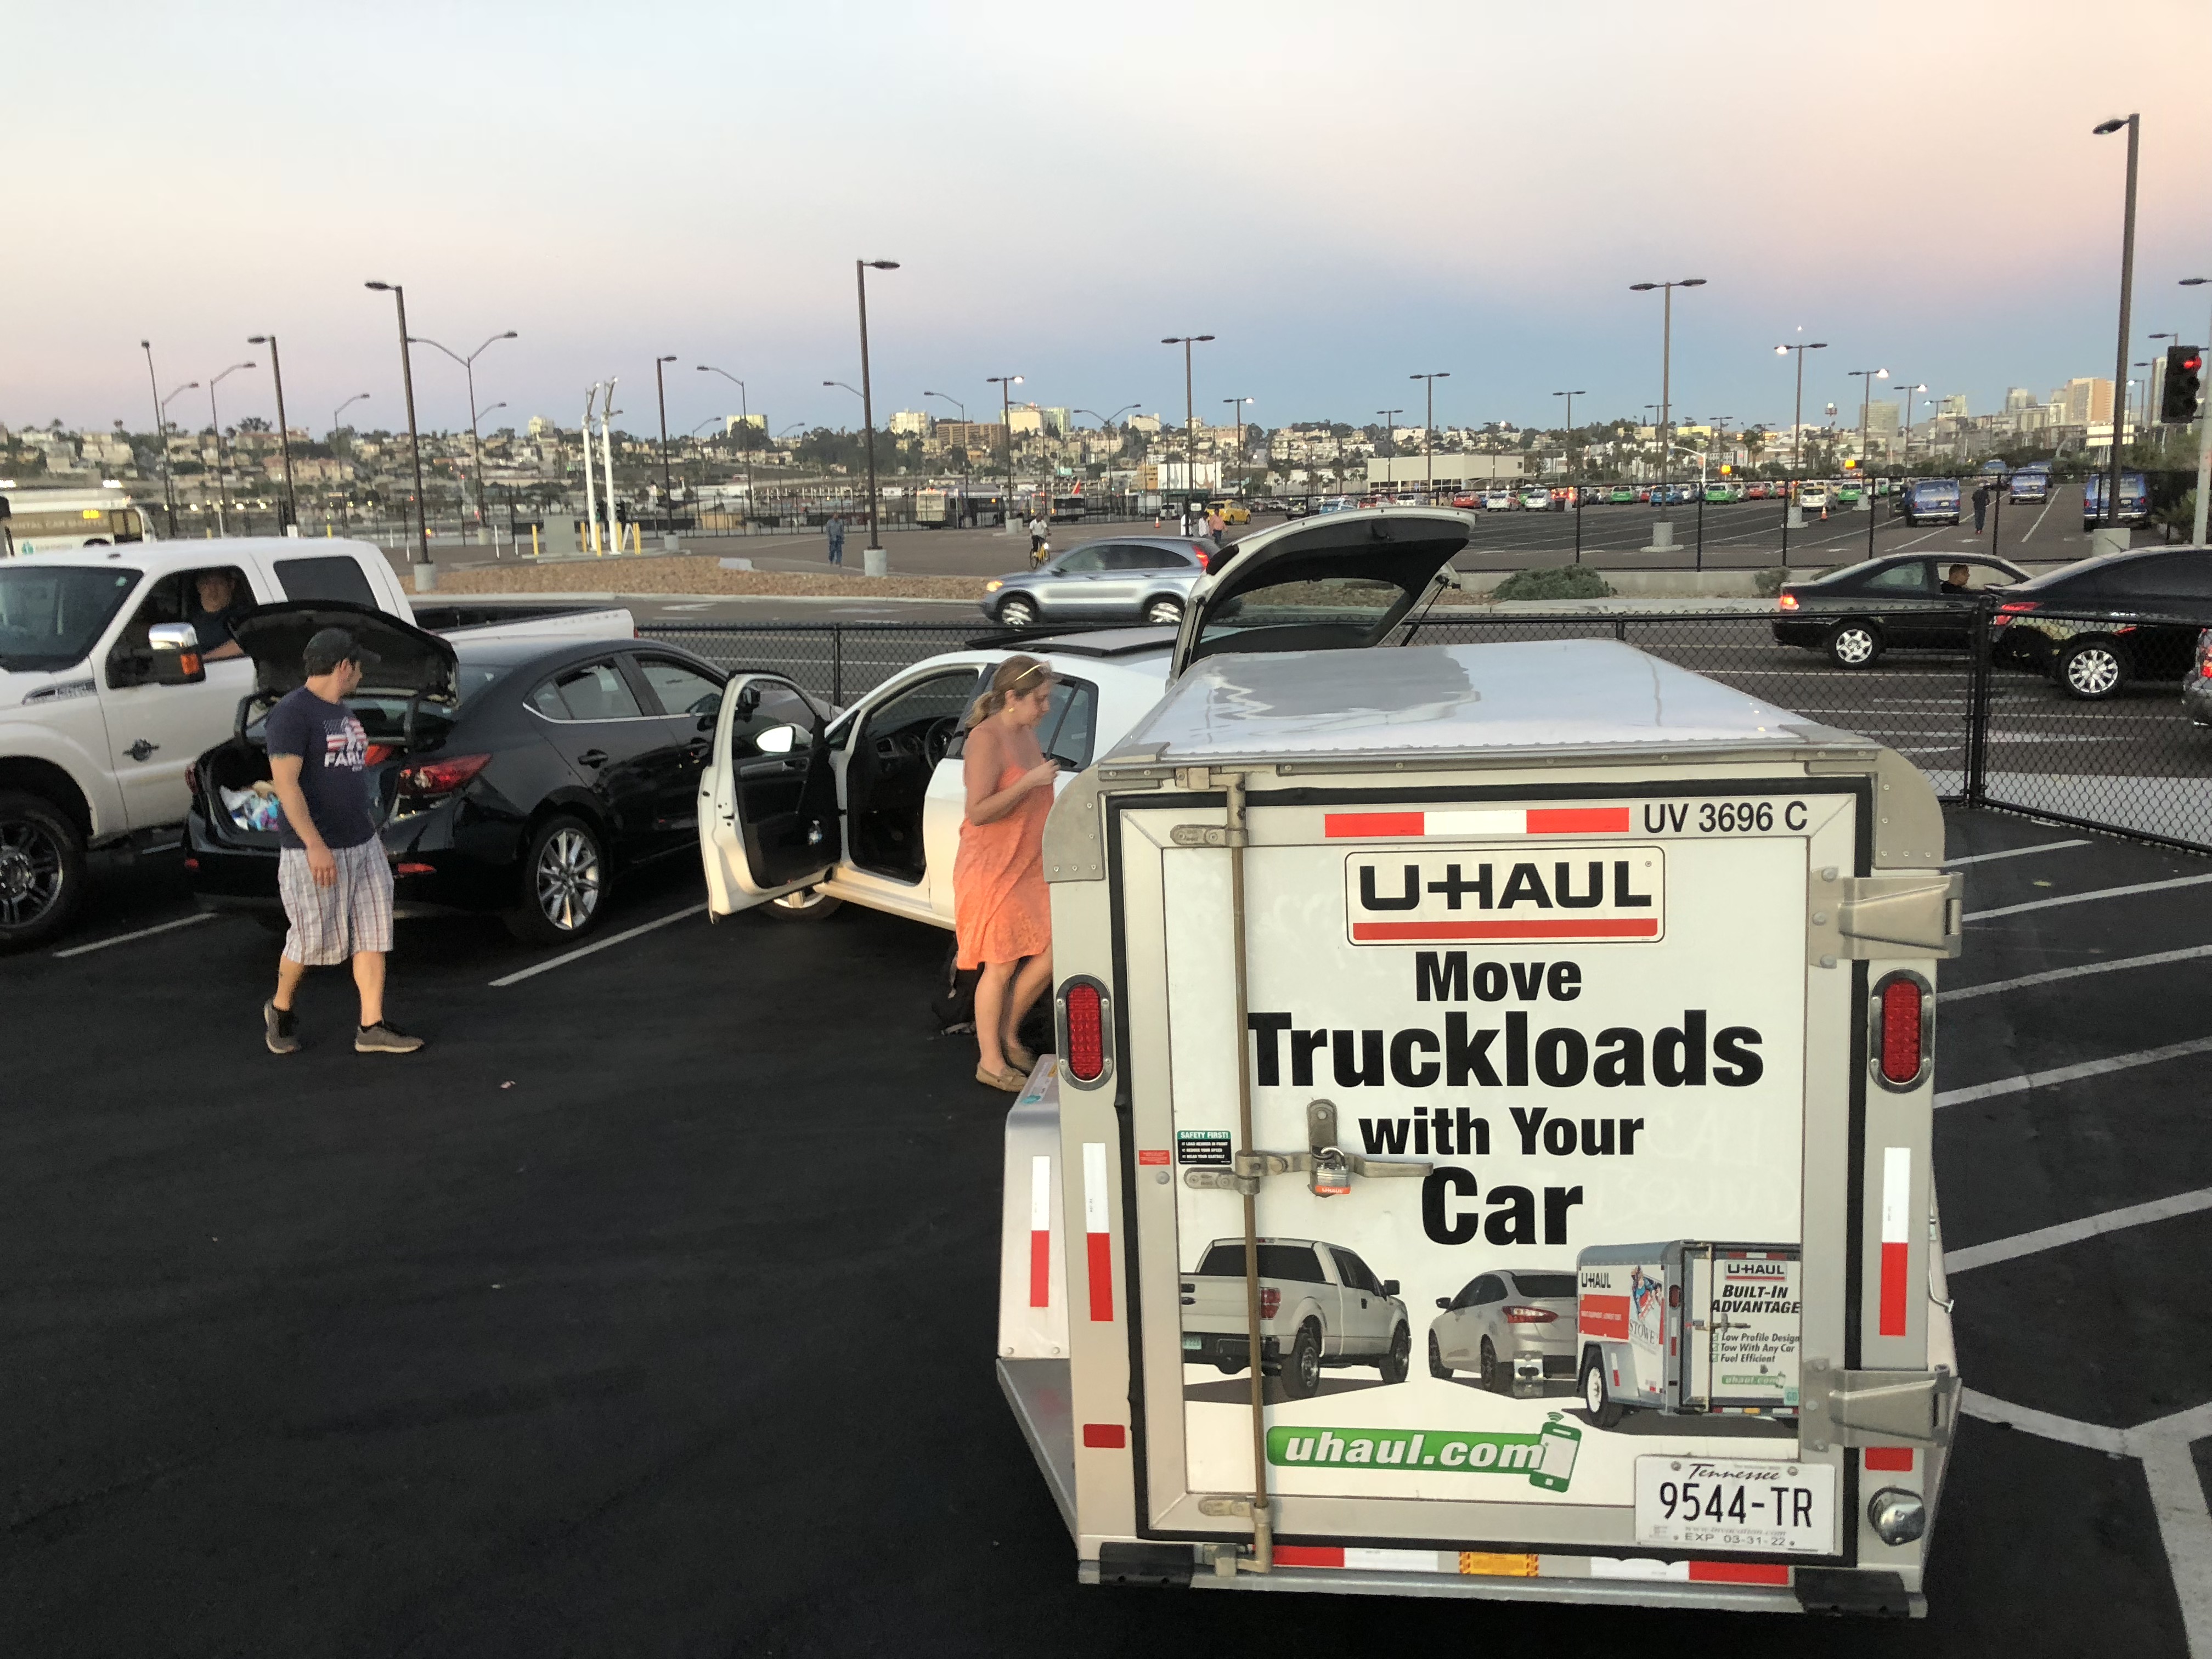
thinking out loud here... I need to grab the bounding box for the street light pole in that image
[139,341,179,534]
[1551,390,1587,481]
[1629,279,1707,550]
[653,354,677,526]
[698,366,757,524]
[2182,277,2212,544]
[205,360,255,536]
[160,380,199,531]
[364,282,430,570]
[986,373,1024,529]
[1410,372,1448,501]
[854,259,899,571]
[1222,395,1254,482]
[1160,334,1215,517]
[409,330,517,543]
[1773,339,1829,528]
[246,335,296,532]
[1847,368,1888,511]
[2093,115,2141,541]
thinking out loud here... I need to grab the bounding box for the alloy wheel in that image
[0,818,66,930]
[1831,626,1877,667]
[1144,599,1183,625]
[998,599,1036,629]
[2065,647,2121,698]
[535,827,602,932]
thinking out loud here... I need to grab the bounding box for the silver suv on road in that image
[980,535,1216,629]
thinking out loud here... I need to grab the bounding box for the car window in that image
[1195,1242,1325,1282]
[1099,545,1162,571]
[0,565,140,672]
[2099,555,2212,599]
[532,659,644,721]
[1331,1248,1383,1295]
[110,566,252,661]
[1034,676,1099,769]
[1510,1272,1577,1299]
[636,656,725,718]
[729,680,819,757]
[1938,562,2017,594]
[1474,1276,1506,1306]
[855,667,984,755]
[273,554,378,606]
[1053,546,1108,575]
[1864,562,1933,594]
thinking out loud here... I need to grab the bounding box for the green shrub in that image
[1753,568,1788,596]
[1490,565,1613,602]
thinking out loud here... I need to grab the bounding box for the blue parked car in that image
[2082,471,2149,531]
[2008,464,2051,504]
[1895,478,1961,526]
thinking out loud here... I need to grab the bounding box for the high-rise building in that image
[2059,378,2114,425]
[888,409,932,437]
[1938,393,1969,417]
[2004,387,2035,413]
[725,414,766,435]
[1006,405,1045,437]
[1864,402,1901,437]
[1041,407,1071,437]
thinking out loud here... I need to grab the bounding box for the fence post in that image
[1695,492,1704,572]
[832,624,845,705]
[1574,486,1582,565]
[1965,595,1993,807]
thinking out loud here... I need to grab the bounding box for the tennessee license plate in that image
[1634,1457,1835,1555]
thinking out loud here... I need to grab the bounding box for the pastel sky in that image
[10,1,2210,441]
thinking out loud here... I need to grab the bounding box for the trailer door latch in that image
[1182,1100,1432,1196]
[1809,871,1963,965]
[1798,1361,1960,1452]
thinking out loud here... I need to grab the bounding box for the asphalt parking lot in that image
[4,806,2208,1656]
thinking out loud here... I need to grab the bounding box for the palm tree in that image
[1742,428,1769,473]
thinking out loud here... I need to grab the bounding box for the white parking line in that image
[488,903,708,986]
[1934,1034,2212,1108]
[1944,839,2090,867]
[1944,942,2212,1002]
[1962,1391,2212,1657]
[1944,1186,2212,1274]
[1967,871,2212,921]
[52,911,217,959]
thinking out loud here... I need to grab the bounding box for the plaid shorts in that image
[278,841,394,966]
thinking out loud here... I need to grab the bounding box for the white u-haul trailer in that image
[999,510,1963,1618]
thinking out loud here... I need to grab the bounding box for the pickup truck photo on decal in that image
[1180,1238,1412,1398]
[1343,845,1664,946]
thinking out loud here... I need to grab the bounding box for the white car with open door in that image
[697,630,1174,929]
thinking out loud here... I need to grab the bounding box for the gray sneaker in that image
[264,1000,300,1056]
[355,1021,425,1054]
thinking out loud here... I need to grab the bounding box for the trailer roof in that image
[1110,638,1834,765]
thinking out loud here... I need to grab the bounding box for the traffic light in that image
[2161,344,2203,422]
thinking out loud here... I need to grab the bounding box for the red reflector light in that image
[396,861,435,876]
[1081,1423,1126,1449]
[397,753,492,801]
[1063,981,1105,1080]
[1878,976,1925,1085]
[363,743,397,767]
[1503,1305,1558,1324]
[183,857,199,871]
[1193,549,1210,571]
[1259,1285,1282,1319]
[1996,600,2040,613]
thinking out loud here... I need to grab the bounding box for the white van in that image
[997,510,1962,1615]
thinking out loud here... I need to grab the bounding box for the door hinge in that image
[1807,869,1962,967]
[1797,1360,1960,1452]
[1183,1099,1431,1197]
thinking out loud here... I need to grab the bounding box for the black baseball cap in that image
[302,627,379,675]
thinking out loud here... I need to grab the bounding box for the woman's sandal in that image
[975,1064,1028,1092]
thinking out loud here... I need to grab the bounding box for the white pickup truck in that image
[0,537,627,947]
[1181,1237,1411,1397]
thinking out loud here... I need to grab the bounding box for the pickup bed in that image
[1181,1237,1411,1397]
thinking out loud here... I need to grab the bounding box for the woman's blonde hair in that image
[962,654,1054,729]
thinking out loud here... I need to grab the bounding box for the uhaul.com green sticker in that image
[1267,1415,1581,1491]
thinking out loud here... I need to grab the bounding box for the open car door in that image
[699,672,840,916]
[1169,507,1474,680]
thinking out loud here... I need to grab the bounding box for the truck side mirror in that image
[1380,1280,1400,1298]
[146,622,206,685]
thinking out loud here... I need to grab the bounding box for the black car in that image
[1990,546,2212,699]
[1773,552,2029,667]
[186,603,757,943]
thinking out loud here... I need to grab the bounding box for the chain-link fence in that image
[636,603,2212,848]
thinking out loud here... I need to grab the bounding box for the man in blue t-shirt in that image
[262,626,423,1056]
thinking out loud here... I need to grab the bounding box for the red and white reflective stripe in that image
[1273,1546,1457,1573]
[1325,806,1632,839]
[1083,1142,1113,1322]
[1591,1557,1792,1585]
[1028,1154,1052,1309]
[1879,1146,1911,1336]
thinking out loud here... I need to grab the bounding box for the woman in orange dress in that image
[953,656,1063,1091]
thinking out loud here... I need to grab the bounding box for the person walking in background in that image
[952,655,1061,1091]
[1971,483,1991,532]
[263,627,422,1057]
[825,515,847,566]
[1205,506,1226,542]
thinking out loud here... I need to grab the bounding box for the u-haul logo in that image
[1343,845,1665,946]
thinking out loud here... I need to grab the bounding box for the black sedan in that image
[1989,545,2212,699]
[1771,552,2028,667]
[187,605,746,943]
